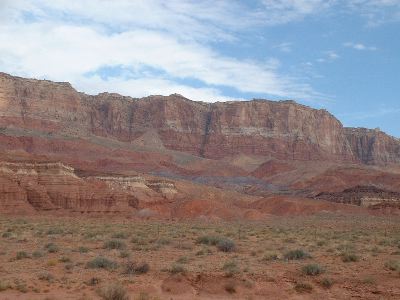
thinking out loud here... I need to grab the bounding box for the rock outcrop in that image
[345,127,400,165]
[0,161,138,213]
[315,185,400,209]
[1,72,399,165]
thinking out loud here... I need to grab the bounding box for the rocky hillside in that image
[1,72,399,165]
[0,161,180,214]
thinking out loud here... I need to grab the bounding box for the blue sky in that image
[0,0,399,137]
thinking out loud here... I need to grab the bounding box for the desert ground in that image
[0,214,399,300]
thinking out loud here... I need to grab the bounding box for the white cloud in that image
[261,0,336,24]
[0,0,324,103]
[344,42,377,51]
[273,42,293,52]
[346,0,400,26]
[316,51,340,63]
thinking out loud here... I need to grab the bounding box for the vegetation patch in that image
[284,249,310,260]
[104,239,126,250]
[87,257,118,270]
[302,264,325,276]
[98,283,129,300]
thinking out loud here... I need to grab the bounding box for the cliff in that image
[345,127,400,165]
[0,161,180,214]
[1,72,399,165]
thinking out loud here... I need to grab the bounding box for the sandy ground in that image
[0,214,399,299]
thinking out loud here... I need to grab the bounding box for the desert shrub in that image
[1,232,12,238]
[135,292,151,300]
[112,232,129,239]
[320,278,334,289]
[362,276,376,284]
[294,282,313,293]
[176,256,189,264]
[262,253,279,262]
[38,272,54,282]
[119,251,130,258]
[302,264,325,276]
[47,259,57,266]
[123,261,149,275]
[32,250,44,258]
[87,257,118,270]
[284,249,310,260]
[86,277,101,286]
[14,281,28,293]
[16,251,29,260]
[217,239,236,252]
[385,260,400,271]
[98,283,129,300]
[196,235,221,246]
[196,248,212,256]
[46,227,64,235]
[0,281,11,291]
[104,240,126,250]
[169,263,185,274]
[45,243,59,253]
[78,246,89,253]
[155,237,170,246]
[222,260,239,277]
[341,252,359,262]
[131,237,148,245]
[59,256,71,263]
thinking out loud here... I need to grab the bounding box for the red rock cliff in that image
[1,72,399,165]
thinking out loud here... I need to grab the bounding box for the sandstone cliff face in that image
[0,162,138,213]
[1,72,399,165]
[345,128,400,165]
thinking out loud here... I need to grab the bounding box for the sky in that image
[0,0,399,137]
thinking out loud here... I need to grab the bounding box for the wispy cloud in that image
[344,42,377,51]
[260,0,336,24]
[317,51,340,63]
[0,0,326,102]
[346,0,400,26]
[273,42,293,53]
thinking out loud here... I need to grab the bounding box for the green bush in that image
[104,240,126,250]
[46,227,64,235]
[1,232,12,238]
[16,251,30,260]
[169,263,185,274]
[217,239,236,252]
[302,264,325,276]
[78,246,89,253]
[320,278,334,289]
[38,272,54,282]
[222,260,239,277]
[45,243,59,253]
[284,249,310,260]
[87,257,118,270]
[112,232,129,239]
[341,252,359,262]
[196,235,221,245]
[123,261,149,275]
[385,260,400,271]
[98,283,129,300]
[262,253,279,262]
[32,250,45,258]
